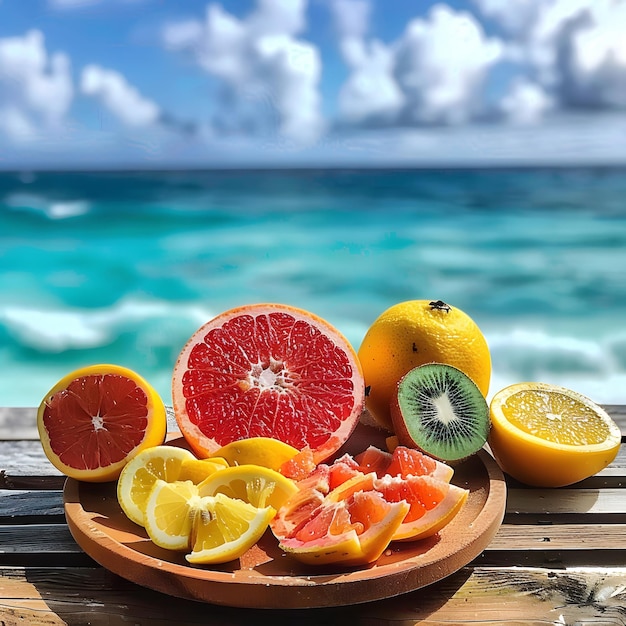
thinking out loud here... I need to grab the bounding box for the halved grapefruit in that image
[172,304,365,461]
[37,364,167,482]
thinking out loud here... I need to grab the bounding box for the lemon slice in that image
[489,382,622,487]
[144,479,204,551]
[198,464,299,510]
[178,457,229,483]
[211,437,299,471]
[117,446,196,526]
[187,493,275,565]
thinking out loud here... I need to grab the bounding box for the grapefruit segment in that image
[37,364,167,483]
[172,304,365,460]
[374,475,469,541]
[279,492,410,567]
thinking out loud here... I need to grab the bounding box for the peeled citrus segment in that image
[144,479,204,551]
[374,475,469,541]
[38,364,167,483]
[355,445,454,483]
[187,493,275,565]
[171,303,365,461]
[325,470,468,542]
[279,446,317,480]
[198,464,298,510]
[117,445,197,526]
[211,437,299,471]
[279,491,409,567]
[489,382,622,487]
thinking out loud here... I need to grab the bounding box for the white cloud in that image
[474,0,626,113]
[0,30,73,142]
[331,0,404,123]
[80,64,160,127]
[395,4,504,125]
[500,77,553,124]
[471,0,543,38]
[163,0,324,145]
[332,2,504,126]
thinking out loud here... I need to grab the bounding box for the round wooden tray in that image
[64,426,507,609]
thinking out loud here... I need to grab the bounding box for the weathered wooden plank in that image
[3,522,626,569]
[3,485,625,526]
[0,440,61,478]
[0,523,626,567]
[491,523,626,550]
[0,491,65,522]
[0,406,177,441]
[0,408,37,440]
[3,438,626,483]
[2,406,624,440]
[0,525,94,568]
[1,566,625,625]
[507,488,626,515]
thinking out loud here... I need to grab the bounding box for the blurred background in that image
[1,0,626,406]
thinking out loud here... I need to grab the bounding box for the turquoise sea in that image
[1,167,626,407]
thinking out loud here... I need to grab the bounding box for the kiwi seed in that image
[391,363,490,463]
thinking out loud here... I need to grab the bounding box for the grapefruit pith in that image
[172,304,365,461]
[38,364,167,482]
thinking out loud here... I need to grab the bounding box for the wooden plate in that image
[63,425,506,609]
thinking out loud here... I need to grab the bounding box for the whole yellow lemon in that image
[357,300,491,431]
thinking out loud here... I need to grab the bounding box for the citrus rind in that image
[37,363,167,483]
[198,464,299,510]
[186,493,275,565]
[117,445,197,526]
[489,382,622,487]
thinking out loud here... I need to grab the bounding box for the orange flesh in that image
[502,389,611,445]
[180,311,360,452]
[42,374,149,470]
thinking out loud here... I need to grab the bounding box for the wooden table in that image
[2,406,626,625]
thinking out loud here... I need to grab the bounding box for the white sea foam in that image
[1,301,625,407]
[4,192,91,219]
[485,325,626,404]
[0,298,215,352]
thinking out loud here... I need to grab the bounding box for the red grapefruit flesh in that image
[172,304,365,460]
[374,474,469,541]
[278,491,409,567]
[37,364,167,482]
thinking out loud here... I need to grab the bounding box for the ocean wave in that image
[0,303,625,406]
[0,298,215,353]
[4,192,91,219]
[486,326,626,403]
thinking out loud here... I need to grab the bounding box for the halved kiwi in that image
[390,363,490,464]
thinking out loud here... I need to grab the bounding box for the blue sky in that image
[1,0,626,168]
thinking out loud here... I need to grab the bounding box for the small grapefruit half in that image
[37,364,167,482]
[172,303,365,461]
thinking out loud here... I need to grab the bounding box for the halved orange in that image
[489,382,622,487]
[38,364,167,482]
